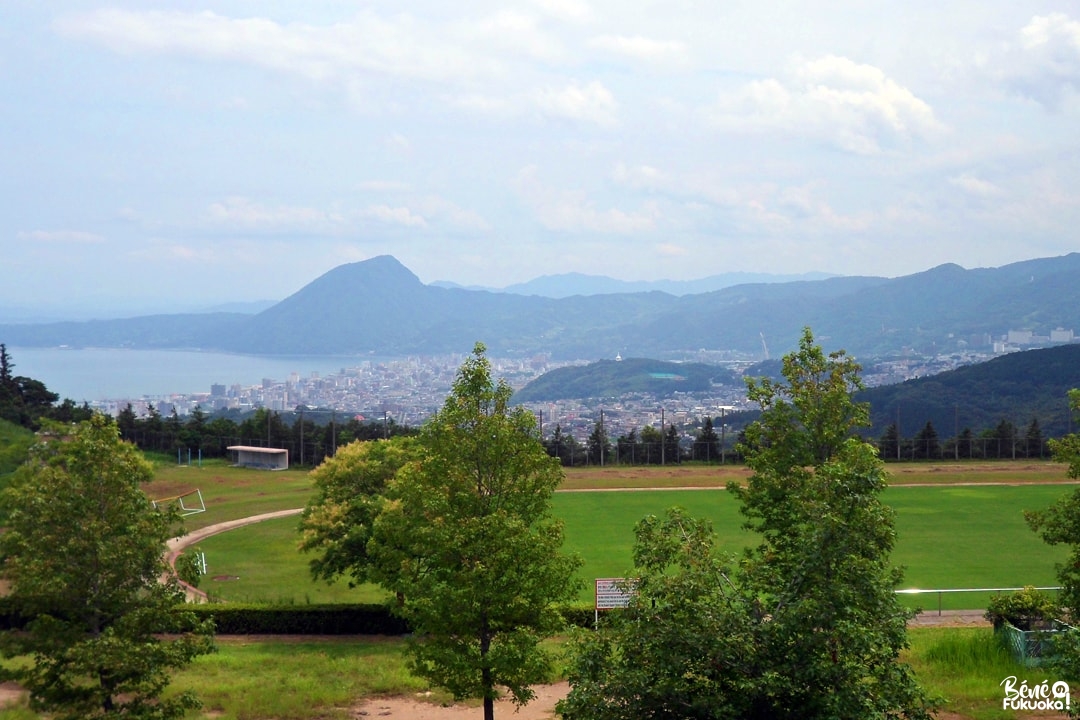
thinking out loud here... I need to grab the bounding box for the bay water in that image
[8,347,364,403]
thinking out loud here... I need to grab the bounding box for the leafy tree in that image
[0,415,214,719]
[878,422,899,460]
[692,416,720,461]
[367,343,581,720]
[116,403,138,441]
[615,428,639,464]
[587,417,611,465]
[956,427,975,459]
[559,508,757,720]
[143,403,163,449]
[1027,390,1080,709]
[990,418,1018,459]
[663,423,681,464]
[639,424,662,464]
[732,328,931,719]
[560,328,933,720]
[1025,417,1044,458]
[298,436,418,588]
[543,423,575,466]
[914,420,940,459]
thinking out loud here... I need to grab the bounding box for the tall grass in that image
[905,627,1061,720]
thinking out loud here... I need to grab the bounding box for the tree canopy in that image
[301,343,580,720]
[0,415,214,719]
[559,328,933,720]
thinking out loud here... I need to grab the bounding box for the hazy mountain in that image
[3,253,1079,361]
[431,270,837,297]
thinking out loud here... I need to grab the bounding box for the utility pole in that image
[718,406,734,465]
[600,409,605,467]
[660,407,665,465]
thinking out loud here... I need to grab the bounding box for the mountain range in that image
[2,253,1079,360]
[433,270,837,297]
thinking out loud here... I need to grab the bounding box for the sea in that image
[8,347,364,403]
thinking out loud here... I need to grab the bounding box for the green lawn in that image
[0,630,1050,720]
[193,485,1069,608]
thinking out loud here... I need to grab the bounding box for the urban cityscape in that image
[83,329,1072,444]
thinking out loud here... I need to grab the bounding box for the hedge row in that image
[0,600,600,635]
[188,603,600,635]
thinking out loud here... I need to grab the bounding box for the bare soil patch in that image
[352,683,568,720]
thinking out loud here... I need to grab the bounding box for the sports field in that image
[172,460,1075,610]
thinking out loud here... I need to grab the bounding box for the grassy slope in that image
[194,474,1069,608]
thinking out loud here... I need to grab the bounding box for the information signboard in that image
[595,577,635,610]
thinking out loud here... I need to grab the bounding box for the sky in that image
[2,1,1080,317]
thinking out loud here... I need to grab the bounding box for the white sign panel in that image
[595,577,635,610]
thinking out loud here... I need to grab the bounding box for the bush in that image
[185,603,410,635]
[985,586,1060,631]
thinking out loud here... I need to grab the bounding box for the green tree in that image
[560,329,933,720]
[367,344,581,720]
[914,420,940,459]
[1027,390,1080,710]
[0,415,214,719]
[692,416,720,462]
[990,418,1018,459]
[587,417,611,465]
[733,328,932,719]
[1025,417,1044,458]
[663,423,681,464]
[878,422,899,460]
[559,508,757,720]
[615,428,639,464]
[116,403,138,441]
[639,424,662,464]
[298,436,418,587]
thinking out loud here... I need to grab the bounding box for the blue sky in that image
[3,1,1079,316]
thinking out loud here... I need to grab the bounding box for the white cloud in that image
[1005,13,1080,108]
[611,163,670,191]
[532,80,617,126]
[949,173,1004,197]
[531,0,592,24]
[416,196,491,232]
[358,180,411,192]
[360,205,428,228]
[207,197,339,230]
[588,35,688,66]
[656,242,687,257]
[514,165,656,233]
[17,230,105,244]
[54,9,490,85]
[711,55,943,154]
[469,11,566,63]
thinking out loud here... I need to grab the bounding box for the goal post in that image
[151,488,206,517]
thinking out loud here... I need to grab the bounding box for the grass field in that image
[0,629,1047,720]
[0,459,1074,719]
[193,477,1070,609]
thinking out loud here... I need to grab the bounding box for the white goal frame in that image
[151,488,206,517]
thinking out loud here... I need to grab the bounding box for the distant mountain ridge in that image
[433,270,837,297]
[2,253,1079,360]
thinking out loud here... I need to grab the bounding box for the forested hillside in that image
[513,358,739,402]
[857,344,1080,441]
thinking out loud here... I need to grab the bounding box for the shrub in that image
[985,586,1059,631]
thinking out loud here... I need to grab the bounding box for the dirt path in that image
[166,508,304,601]
[353,683,568,719]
